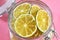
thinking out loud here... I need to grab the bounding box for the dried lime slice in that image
[36,10,51,32]
[13,3,31,18]
[14,14,37,37]
[30,5,41,18]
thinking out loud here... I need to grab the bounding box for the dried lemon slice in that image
[30,5,41,18]
[36,10,51,32]
[13,3,31,18]
[14,14,37,37]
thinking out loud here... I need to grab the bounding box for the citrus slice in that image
[13,3,31,18]
[36,10,51,32]
[30,29,43,38]
[14,14,37,37]
[30,5,41,18]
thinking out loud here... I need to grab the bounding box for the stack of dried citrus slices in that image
[11,3,51,38]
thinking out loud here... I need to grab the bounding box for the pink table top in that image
[0,0,60,40]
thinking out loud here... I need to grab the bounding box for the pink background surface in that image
[0,0,60,40]
[0,0,6,6]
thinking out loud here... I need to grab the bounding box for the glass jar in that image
[0,0,14,15]
[8,0,54,40]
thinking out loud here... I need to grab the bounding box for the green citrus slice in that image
[14,14,37,37]
[13,3,31,18]
[36,10,51,32]
[30,5,41,18]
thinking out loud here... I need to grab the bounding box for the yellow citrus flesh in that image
[30,5,41,18]
[14,14,37,37]
[36,10,51,32]
[13,3,31,18]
